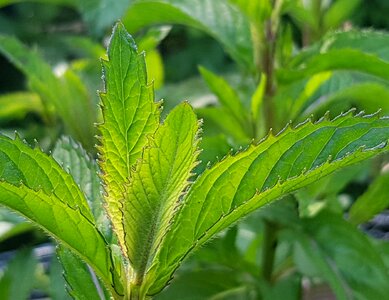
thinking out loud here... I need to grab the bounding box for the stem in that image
[261,220,278,282]
[261,0,283,130]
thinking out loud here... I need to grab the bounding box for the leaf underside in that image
[147,111,389,295]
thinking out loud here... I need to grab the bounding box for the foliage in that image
[0,22,388,299]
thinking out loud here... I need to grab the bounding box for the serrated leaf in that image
[122,102,200,290]
[58,246,106,300]
[0,135,122,297]
[98,22,160,249]
[147,111,389,294]
[123,0,253,70]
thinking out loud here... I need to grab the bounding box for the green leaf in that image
[58,246,106,300]
[0,248,37,300]
[0,135,121,297]
[293,212,389,300]
[199,66,251,138]
[148,111,389,294]
[123,0,253,70]
[122,102,200,289]
[323,0,361,30]
[48,255,72,300]
[0,34,96,149]
[98,22,160,249]
[349,170,389,225]
[196,107,250,144]
[277,49,389,84]
[0,92,43,123]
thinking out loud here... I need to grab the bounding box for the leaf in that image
[122,102,200,289]
[75,0,129,36]
[155,270,252,300]
[52,137,107,231]
[323,0,361,30]
[199,66,251,138]
[277,49,389,84]
[148,111,389,295]
[58,246,106,300]
[98,22,160,249]
[196,107,250,144]
[349,170,389,225]
[293,212,389,300]
[48,255,72,300]
[0,248,37,300]
[0,135,122,297]
[0,92,43,123]
[123,0,253,70]
[0,34,96,149]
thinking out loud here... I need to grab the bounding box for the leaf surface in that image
[0,135,121,296]
[58,246,106,300]
[293,212,389,300]
[98,22,160,248]
[349,170,389,225]
[122,103,200,285]
[123,0,253,70]
[147,111,389,294]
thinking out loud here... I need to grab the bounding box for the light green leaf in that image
[123,102,200,291]
[98,22,161,249]
[199,66,250,137]
[148,111,389,294]
[0,92,43,123]
[349,170,389,225]
[0,135,122,297]
[277,49,389,84]
[302,81,389,118]
[323,0,361,30]
[0,35,96,149]
[0,248,37,300]
[123,0,253,70]
[196,107,250,144]
[58,246,106,300]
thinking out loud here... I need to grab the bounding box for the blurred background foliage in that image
[1,0,389,299]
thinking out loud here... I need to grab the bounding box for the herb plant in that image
[1,22,389,299]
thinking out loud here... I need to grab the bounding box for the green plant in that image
[1,22,389,299]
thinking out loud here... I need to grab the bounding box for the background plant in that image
[1,1,389,299]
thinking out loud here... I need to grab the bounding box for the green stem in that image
[261,220,278,282]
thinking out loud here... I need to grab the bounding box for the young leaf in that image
[122,102,200,288]
[147,111,389,294]
[98,22,160,249]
